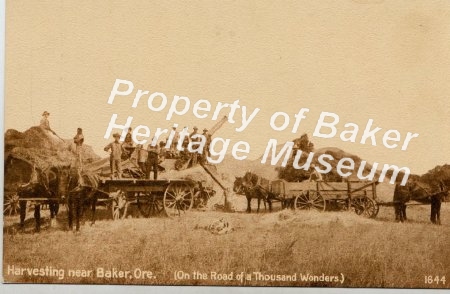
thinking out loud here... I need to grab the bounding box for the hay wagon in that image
[97,178,195,220]
[80,155,198,219]
[271,179,379,218]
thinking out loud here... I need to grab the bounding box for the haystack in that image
[4,126,101,189]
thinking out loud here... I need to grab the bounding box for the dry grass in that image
[3,203,450,288]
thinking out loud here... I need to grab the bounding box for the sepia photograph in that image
[2,0,450,290]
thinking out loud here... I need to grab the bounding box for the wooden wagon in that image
[270,179,379,218]
[97,179,195,220]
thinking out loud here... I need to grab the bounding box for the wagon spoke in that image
[294,190,326,212]
[179,201,189,211]
[180,191,191,199]
[111,193,128,220]
[4,193,20,216]
[166,192,176,199]
[351,196,379,218]
[166,200,177,208]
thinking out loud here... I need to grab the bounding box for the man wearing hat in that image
[308,164,323,182]
[146,140,161,180]
[189,126,200,166]
[39,110,66,144]
[137,144,148,175]
[122,127,135,160]
[40,111,51,130]
[170,126,180,158]
[39,110,59,137]
[73,128,84,168]
[104,133,125,179]
[202,128,212,164]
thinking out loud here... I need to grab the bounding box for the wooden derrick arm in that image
[209,116,228,136]
[200,162,232,211]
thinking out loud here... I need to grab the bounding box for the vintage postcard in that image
[2,0,449,289]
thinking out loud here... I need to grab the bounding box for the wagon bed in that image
[270,179,379,218]
[97,178,195,219]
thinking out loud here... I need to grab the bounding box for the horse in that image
[393,179,447,225]
[233,172,275,213]
[18,165,66,232]
[65,167,102,232]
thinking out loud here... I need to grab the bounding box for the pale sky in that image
[5,0,450,175]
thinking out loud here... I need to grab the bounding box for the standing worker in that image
[73,128,84,169]
[104,133,125,179]
[308,164,323,182]
[122,127,136,161]
[189,126,200,166]
[202,128,211,164]
[137,144,148,176]
[146,140,160,180]
[170,126,180,158]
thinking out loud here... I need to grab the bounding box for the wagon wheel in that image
[4,193,20,216]
[137,193,163,217]
[294,190,326,212]
[111,191,129,220]
[352,196,379,218]
[163,182,194,217]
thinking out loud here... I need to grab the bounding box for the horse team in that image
[17,165,101,232]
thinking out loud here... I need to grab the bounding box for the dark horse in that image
[393,179,447,225]
[18,165,66,232]
[65,167,101,231]
[233,172,275,213]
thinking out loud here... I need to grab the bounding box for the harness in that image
[66,168,100,198]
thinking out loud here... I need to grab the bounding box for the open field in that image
[3,202,450,288]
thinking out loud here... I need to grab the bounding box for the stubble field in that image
[2,201,449,288]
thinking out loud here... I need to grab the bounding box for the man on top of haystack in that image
[73,128,84,168]
[40,111,56,135]
[39,111,63,142]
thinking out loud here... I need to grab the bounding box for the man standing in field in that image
[104,133,125,179]
[393,177,416,222]
[146,140,160,180]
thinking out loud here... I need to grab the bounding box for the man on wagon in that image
[137,144,148,175]
[202,128,212,164]
[122,127,136,161]
[189,126,200,166]
[146,140,160,180]
[170,126,180,158]
[73,128,84,169]
[104,133,125,179]
[308,164,323,182]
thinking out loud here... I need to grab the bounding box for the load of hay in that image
[4,126,101,189]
